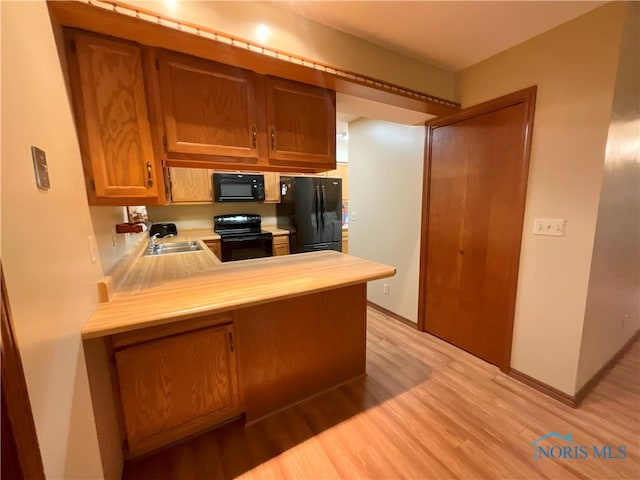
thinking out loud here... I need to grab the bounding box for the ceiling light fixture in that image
[164,0,178,11]
[256,24,271,44]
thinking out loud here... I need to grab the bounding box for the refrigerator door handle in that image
[315,186,321,231]
[320,185,326,226]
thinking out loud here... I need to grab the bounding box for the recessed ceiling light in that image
[256,24,271,44]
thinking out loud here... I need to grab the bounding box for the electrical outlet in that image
[533,218,566,237]
[88,235,98,264]
[383,283,390,295]
[351,211,358,222]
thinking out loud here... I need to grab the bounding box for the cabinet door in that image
[157,51,260,161]
[114,323,240,457]
[263,171,281,203]
[169,168,212,203]
[342,230,349,254]
[204,239,221,259]
[265,77,336,171]
[272,236,289,256]
[67,31,159,200]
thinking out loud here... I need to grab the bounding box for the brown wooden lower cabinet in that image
[106,283,367,459]
[112,321,240,458]
[272,235,289,256]
[203,239,221,260]
[342,229,348,254]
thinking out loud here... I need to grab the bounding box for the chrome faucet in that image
[149,233,161,254]
[149,233,175,254]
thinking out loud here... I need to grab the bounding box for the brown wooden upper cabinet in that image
[64,30,337,205]
[64,30,164,205]
[168,167,213,203]
[156,51,261,162]
[154,51,336,172]
[263,171,281,203]
[265,76,336,171]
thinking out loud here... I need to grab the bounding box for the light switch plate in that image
[88,235,98,264]
[533,218,566,237]
[31,146,51,189]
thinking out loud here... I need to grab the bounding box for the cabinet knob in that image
[146,161,154,188]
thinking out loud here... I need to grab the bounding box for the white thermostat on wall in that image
[31,146,51,190]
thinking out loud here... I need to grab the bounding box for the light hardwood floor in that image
[124,307,640,479]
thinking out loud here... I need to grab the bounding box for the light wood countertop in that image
[112,227,290,295]
[84,251,395,340]
[115,237,221,293]
[262,225,290,236]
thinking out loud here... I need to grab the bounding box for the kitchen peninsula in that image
[83,245,395,459]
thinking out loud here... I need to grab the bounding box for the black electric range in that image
[214,214,273,262]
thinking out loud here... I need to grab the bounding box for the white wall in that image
[576,2,640,390]
[457,2,626,394]
[89,206,146,274]
[349,119,424,322]
[336,116,349,163]
[1,1,106,478]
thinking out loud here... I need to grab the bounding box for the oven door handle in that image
[222,235,268,242]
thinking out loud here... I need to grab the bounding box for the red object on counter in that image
[115,223,145,234]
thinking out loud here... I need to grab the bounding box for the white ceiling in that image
[274,1,606,71]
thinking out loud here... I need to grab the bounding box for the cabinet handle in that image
[146,161,153,188]
[251,126,257,149]
[228,332,234,352]
[270,128,276,151]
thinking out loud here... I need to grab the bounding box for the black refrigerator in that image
[277,176,343,253]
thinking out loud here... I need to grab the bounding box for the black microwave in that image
[213,173,265,202]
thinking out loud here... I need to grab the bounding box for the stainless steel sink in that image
[144,241,203,256]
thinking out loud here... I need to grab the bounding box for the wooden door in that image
[418,87,536,372]
[114,323,240,458]
[1,264,45,479]
[66,30,159,201]
[265,76,336,171]
[169,167,212,203]
[157,51,260,162]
